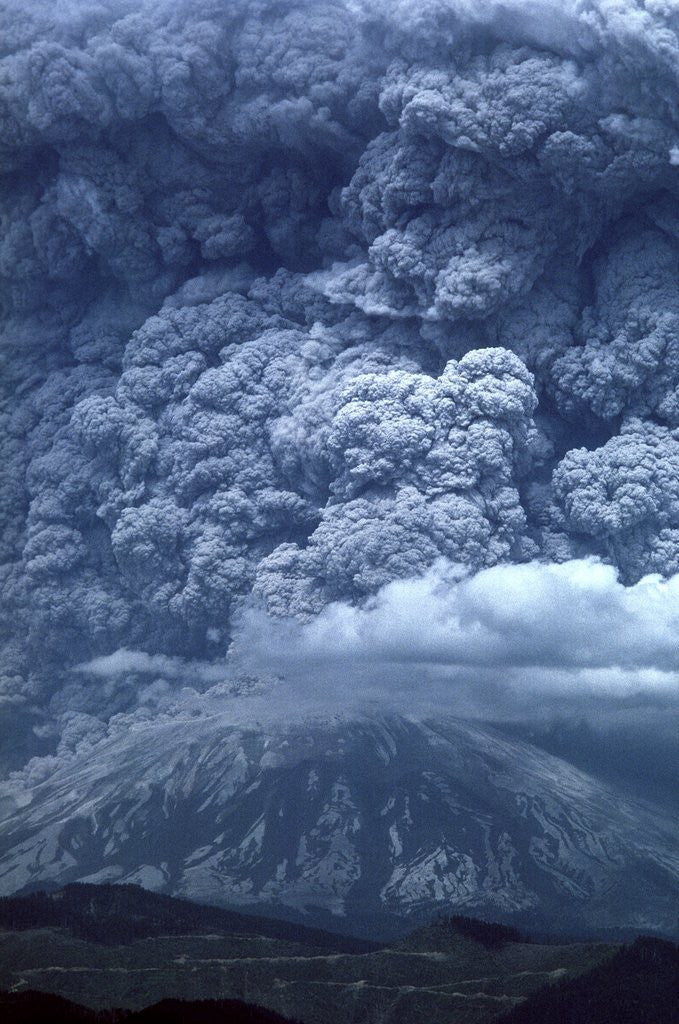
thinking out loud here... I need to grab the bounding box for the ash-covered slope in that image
[0,714,677,935]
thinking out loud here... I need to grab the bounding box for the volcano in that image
[1,712,677,937]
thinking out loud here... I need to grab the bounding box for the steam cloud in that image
[3,0,679,754]
[234,558,679,707]
[236,558,679,672]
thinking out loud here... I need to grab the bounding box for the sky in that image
[2,0,679,796]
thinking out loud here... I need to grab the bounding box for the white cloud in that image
[72,560,679,725]
[232,558,679,703]
[75,649,231,685]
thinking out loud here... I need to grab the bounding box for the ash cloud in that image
[3,0,679,753]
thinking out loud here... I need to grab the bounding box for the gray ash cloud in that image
[3,0,679,742]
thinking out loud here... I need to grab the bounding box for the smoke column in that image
[4,0,679,758]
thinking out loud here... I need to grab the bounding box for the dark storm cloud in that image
[3,0,679,745]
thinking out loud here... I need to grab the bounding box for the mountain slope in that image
[0,991,302,1024]
[497,936,679,1024]
[0,894,615,1022]
[0,714,677,935]
[0,883,377,952]
[6,931,677,1024]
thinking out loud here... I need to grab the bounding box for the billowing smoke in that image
[4,0,679,757]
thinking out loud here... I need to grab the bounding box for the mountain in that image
[0,888,616,1022]
[0,991,107,1024]
[0,883,377,953]
[0,991,302,1024]
[4,906,677,1024]
[497,936,679,1024]
[0,713,678,937]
